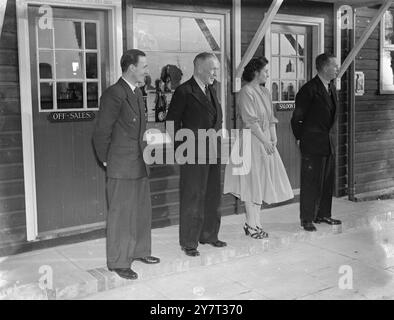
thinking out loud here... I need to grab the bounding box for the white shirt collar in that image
[122,76,137,93]
[193,75,206,94]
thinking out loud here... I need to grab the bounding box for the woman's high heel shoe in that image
[256,226,269,238]
[243,223,268,239]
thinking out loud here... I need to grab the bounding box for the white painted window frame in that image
[36,17,102,112]
[269,25,308,104]
[132,8,228,133]
[264,14,325,96]
[16,0,123,241]
[380,8,394,94]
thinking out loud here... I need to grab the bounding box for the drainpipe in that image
[348,9,356,201]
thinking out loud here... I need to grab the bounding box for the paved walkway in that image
[84,226,394,300]
[0,198,394,300]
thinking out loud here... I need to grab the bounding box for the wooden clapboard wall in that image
[0,0,27,248]
[0,0,236,254]
[354,7,394,195]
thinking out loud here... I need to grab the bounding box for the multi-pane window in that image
[133,9,225,123]
[270,31,306,103]
[37,18,101,111]
[381,9,394,93]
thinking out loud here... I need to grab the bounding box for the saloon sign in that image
[275,103,295,111]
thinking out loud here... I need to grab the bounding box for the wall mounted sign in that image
[335,5,354,90]
[47,111,96,123]
[275,102,295,111]
[355,71,365,96]
[339,5,353,30]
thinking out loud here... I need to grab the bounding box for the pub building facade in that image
[0,0,394,255]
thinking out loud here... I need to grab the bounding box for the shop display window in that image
[380,9,394,93]
[133,9,225,129]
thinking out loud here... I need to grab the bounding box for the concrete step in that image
[0,198,393,300]
[354,187,394,202]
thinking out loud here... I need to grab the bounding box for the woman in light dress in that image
[224,57,294,239]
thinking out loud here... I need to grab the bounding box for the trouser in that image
[300,153,335,222]
[179,163,222,249]
[106,177,152,269]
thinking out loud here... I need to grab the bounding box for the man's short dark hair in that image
[315,53,335,72]
[193,52,217,67]
[121,49,146,73]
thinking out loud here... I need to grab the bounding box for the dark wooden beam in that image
[235,0,283,78]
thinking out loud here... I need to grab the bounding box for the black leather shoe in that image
[301,221,317,232]
[181,247,200,257]
[314,217,342,225]
[199,240,227,247]
[134,256,160,264]
[108,268,138,280]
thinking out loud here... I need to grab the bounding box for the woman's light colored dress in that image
[224,84,294,205]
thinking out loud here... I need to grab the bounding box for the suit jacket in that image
[92,78,149,179]
[291,75,338,156]
[166,77,223,161]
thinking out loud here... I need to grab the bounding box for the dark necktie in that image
[328,83,335,100]
[328,83,336,115]
[205,85,212,102]
[204,85,217,123]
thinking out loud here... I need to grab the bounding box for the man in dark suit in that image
[291,53,342,232]
[166,52,226,257]
[93,49,160,280]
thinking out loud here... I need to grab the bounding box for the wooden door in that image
[28,6,110,233]
[269,23,313,190]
